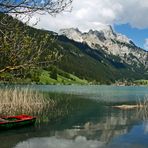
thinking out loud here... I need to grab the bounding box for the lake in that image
[0,85,148,148]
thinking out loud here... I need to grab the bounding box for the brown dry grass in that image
[0,87,55,116]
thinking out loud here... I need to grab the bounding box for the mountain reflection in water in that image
[14,106,148,148]
[15,136,105,148]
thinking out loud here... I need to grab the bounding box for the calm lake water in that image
[0,85,148,148]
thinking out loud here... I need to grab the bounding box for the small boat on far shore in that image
[0,115,36,130]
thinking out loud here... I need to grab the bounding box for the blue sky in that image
[114,24,148,51]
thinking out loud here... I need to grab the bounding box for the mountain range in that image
[0,13,148,84]
[57,26,148,83]
[59,26,148,69]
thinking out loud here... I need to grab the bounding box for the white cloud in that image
[28,0,148,32]
[144,39,148,50]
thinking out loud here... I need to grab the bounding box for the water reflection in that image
[11,85,148,102]
[13,107,146,148]
[15,136,105,148]
[33,85,148,102]
[53,110,140,143]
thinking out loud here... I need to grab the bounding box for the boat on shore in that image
[0,115,36,130]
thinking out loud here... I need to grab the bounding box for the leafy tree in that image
[0,0,72,76]
[0,14,60,73]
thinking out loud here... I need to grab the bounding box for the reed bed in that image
[0,87,74,123]
[0,87,56,116]
[136,96,148,120]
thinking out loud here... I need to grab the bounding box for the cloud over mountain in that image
[30,0,148,32]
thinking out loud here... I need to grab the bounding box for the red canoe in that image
[0,115,36,130]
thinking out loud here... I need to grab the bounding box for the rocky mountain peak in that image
[59,25,131,44]
[59,26,148,68]
[59,28,83,42]
[99,25,116,38]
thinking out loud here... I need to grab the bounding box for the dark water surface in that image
[0,85,148,148]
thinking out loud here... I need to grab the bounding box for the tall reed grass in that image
[137,96,148,120]
[0,87,56,116]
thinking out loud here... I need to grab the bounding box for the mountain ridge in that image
[59,27,148,69]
